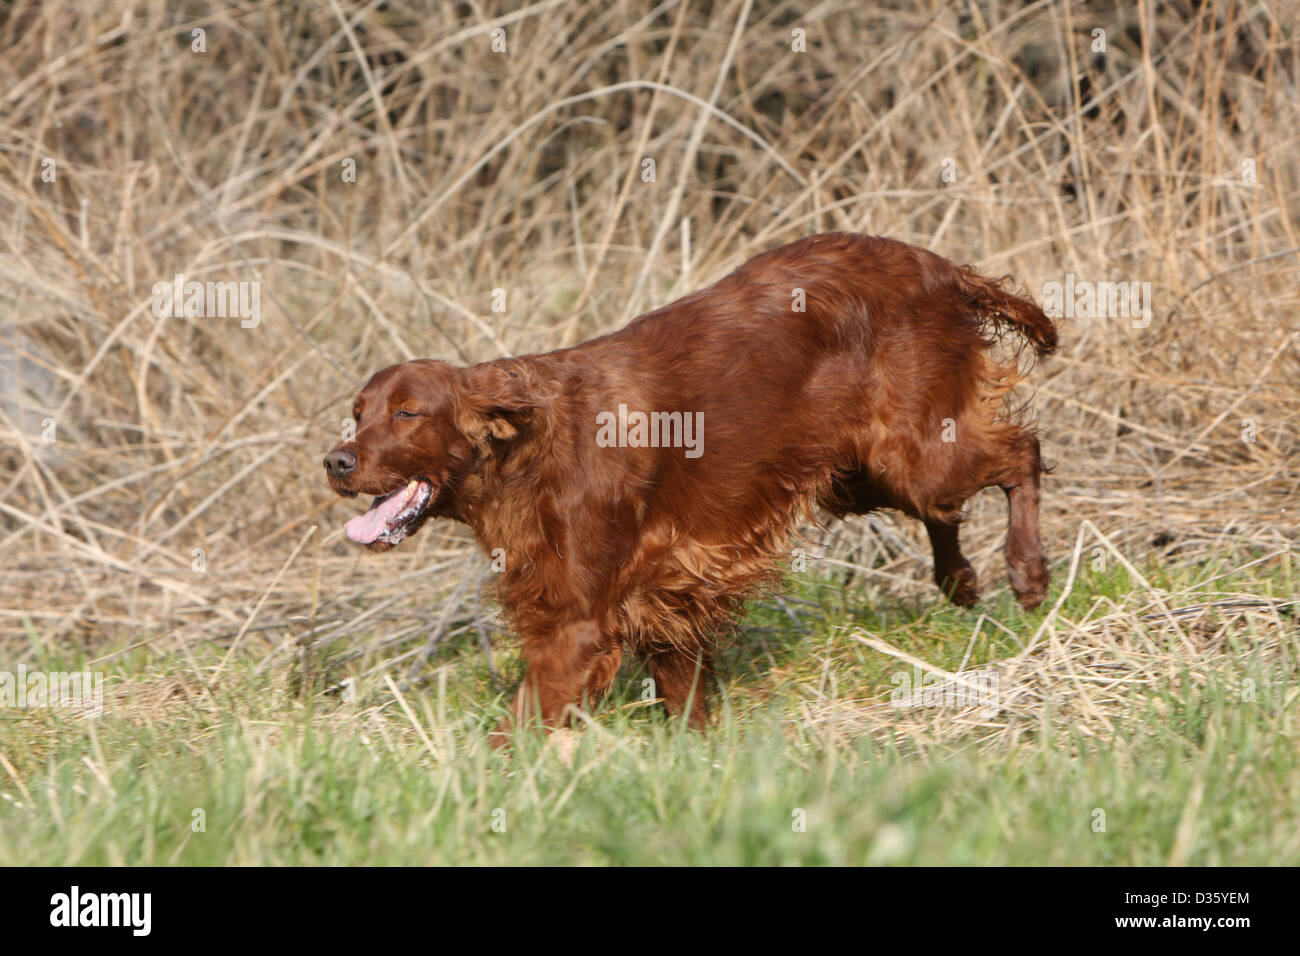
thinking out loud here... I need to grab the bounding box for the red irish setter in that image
[323,233,1056,740]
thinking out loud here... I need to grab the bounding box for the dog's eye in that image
[393,409,419,420]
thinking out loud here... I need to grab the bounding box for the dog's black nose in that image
[324,449,357,478]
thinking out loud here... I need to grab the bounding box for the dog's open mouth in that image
[343,479,434,547]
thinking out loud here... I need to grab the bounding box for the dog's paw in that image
[938,566,980,608]
[1008,556,1049,609]
[544,728,581,767]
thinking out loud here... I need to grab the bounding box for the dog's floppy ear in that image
[455,359,545,445]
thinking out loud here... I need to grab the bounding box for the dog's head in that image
[323,358,541,550]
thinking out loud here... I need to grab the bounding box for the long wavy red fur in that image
[325,233,1056,740]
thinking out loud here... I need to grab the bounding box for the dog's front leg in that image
[491,619,610,747]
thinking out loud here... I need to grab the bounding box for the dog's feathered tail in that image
[956,267,1058,357]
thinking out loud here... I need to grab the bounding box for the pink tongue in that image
[345,485,415,544]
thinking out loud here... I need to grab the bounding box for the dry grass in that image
[0,0,1296,747]
[814,525,1296,749]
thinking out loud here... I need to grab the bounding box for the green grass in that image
[0,555,1296,865]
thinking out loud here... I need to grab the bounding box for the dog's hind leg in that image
[924,517,979,607]
[994,431,1049,609]
[823,470,980,607]
[922,423,1049,610]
